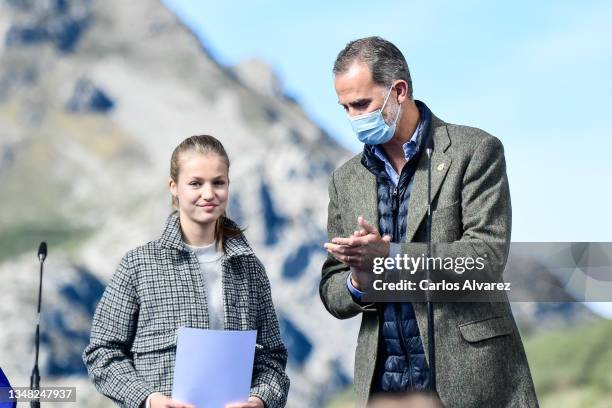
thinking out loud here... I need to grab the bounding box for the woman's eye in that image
[189,181,201,187]
[214,180,226,186]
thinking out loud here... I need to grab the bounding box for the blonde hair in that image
[170,135,242,249]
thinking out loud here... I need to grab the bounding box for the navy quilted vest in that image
[360,100,432,393]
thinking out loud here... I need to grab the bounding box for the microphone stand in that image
[30,242,46,408]
[426,145,437,394]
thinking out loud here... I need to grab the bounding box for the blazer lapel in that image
[349,161,379,231]
[406,116,452,242]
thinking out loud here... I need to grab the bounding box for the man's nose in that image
[347,108,359,117]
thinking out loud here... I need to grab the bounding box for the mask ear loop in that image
[381,84,402,124]
[380,84,395,112]
[392,97,402,122]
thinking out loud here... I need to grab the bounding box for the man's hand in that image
[149,393,195,408]
[225,396,265,408]
[324,216,391,290]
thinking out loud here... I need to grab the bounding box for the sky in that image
[162,0,612,316]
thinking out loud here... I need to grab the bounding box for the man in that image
[320,37,538,408]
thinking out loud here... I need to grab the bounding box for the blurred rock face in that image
[0,0,352,406]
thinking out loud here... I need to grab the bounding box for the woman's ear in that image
[168,178,177,196]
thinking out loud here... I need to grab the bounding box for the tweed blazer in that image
[83,212,289,408]
[319,114,539,408]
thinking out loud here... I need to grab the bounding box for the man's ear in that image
[395,80,410,104]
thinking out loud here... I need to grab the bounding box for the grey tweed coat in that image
[320,114,539,408]
[83,212,289,408]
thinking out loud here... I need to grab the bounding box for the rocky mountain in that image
[0,0,354,406]
[0,1,600,407]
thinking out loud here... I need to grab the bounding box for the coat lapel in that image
[221,259,242,330]
[349,161,379,231]
[222,238,253,331]
[406,116,452,242]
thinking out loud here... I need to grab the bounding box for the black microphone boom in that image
[31,241,47,408]
[426,140,437,394]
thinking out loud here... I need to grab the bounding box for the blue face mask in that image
[348,86,401,145]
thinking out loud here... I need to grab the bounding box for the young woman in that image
[83,135,289,408]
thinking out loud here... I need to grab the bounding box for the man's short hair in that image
[333,36,413,99]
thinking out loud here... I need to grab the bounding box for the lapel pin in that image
[437,163,445,171]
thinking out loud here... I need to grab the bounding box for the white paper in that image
[172,327,257,407]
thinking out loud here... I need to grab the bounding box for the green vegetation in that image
[325,386,355,408]
[324,319,612,408]
[0,222,93,262]
[524,319,612,407]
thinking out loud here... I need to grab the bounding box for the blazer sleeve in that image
[250,258,290,408]
[82,252,155,408]
[319,171,376,320]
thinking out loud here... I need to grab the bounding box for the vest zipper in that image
[392,183,414,390]
[393,303,413,390]
[392,187,399,241]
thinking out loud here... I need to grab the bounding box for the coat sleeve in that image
[82,252,155,408]
[319,171,376,319]
[249,259,290,408]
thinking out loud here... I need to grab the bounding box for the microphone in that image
[38,242,47,262]
[425,140,437,394]
[31,242,47,408]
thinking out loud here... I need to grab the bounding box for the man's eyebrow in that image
[338,98,371,106]
[349,99,371,106]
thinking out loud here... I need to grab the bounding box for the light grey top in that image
[184,241,224,330]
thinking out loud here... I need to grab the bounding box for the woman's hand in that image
[225,396,265,408]
[149,393,195,408]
